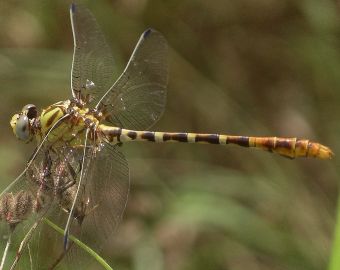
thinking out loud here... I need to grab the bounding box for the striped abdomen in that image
[98,125,333,159]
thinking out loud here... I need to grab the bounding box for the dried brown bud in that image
[0,191,33,228]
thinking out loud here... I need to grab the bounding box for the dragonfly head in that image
[10,104,38,143]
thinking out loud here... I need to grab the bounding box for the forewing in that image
[70,3,115,106]
[96,29,168,130]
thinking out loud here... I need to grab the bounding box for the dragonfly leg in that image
[58,160,78,195]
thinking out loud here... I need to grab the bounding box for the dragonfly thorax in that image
[11,100,102,146]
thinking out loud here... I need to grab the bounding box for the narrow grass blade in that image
[44,218,113,270]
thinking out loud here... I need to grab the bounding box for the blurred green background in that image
[0,0,339,269]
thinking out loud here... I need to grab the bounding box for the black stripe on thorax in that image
[195,134,220,144]
[46,110,60,128]
[44,106,57,114]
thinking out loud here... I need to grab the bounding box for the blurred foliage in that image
[0,0,339,269]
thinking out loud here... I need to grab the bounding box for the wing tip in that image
[70,3,76,13]
[143,28,155,39]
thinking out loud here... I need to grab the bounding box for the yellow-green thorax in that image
[38,100,99,147]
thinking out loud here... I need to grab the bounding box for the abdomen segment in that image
[99,125,334,159]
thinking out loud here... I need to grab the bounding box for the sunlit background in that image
[0,0,339,269]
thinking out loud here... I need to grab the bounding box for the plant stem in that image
[44,218,113,270]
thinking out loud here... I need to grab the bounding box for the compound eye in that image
[22,104,37,119]
[15,115,31,141]
[23,104,37,119]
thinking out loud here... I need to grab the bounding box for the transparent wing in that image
[0,144,92,269]
[70,3,115,106]
[30,143,129,268]
[30,146,85,269]
[79,142,130,251]
[23,146,88,269]
[0,147,62,269]
[96,28,168,130]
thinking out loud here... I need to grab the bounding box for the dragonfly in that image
[1,2,334,269]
